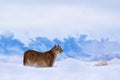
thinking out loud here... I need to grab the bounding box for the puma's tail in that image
[23,53,27,66]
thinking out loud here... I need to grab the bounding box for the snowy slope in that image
[0,55,120,80]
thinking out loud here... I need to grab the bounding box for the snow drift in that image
[0,55,120,80]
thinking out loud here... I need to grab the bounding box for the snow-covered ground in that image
[0,55,120,80]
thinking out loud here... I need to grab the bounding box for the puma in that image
[23,45,63,67]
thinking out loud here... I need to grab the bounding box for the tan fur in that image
[23,45,63,67]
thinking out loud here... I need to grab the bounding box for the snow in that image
[0,55,120,80]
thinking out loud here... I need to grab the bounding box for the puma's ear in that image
[54,45,57,47]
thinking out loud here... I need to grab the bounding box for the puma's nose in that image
[60,49,63,53]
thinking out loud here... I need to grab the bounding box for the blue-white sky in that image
[0,0,120,43]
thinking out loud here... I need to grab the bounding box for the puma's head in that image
[51,45,63,54]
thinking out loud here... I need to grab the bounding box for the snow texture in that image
[0,55,120,80]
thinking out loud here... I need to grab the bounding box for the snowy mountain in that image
[0,33,120,80]
[0,33,120,60]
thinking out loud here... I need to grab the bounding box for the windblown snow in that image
[0,55,120,80]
